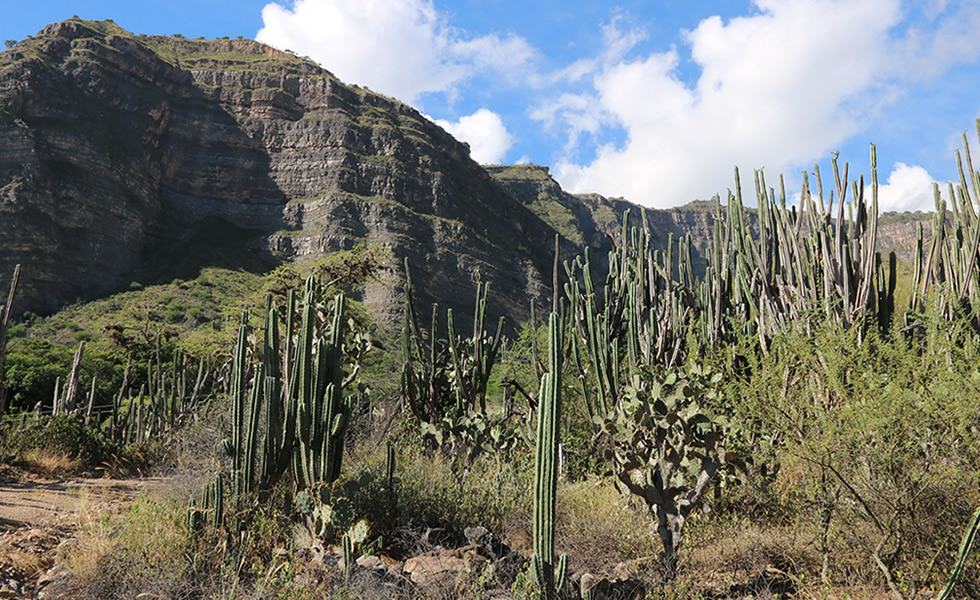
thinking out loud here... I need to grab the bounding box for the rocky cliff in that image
[0,19,557,326]
[0,19,930,329]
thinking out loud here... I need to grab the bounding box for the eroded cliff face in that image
[0,20,556,326]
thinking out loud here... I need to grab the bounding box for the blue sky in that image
[4,1,980,212]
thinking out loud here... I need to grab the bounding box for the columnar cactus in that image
[294,288,354,488]
[219,276,368,518]
[230,312,250,502]
[532,311,567,600]
[937,505,980,600]
[401,259,511,461]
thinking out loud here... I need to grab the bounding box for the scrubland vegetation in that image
[2,132,980,599]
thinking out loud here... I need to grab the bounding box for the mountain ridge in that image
[0,19,561,328]
[0,19,930,329]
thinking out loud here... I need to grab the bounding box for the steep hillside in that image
[0,19,556,327]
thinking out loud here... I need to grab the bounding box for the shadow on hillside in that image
[132,216,282,285]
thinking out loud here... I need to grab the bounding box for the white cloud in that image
[256,0,537,103]
[892,3,980,79]
[544,0,905,208]
[451,33,538,84]
[434,109,514,164]
[253,1,980,210]
[870,162,937,212]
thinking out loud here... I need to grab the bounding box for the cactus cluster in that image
[401,259,517,462]
[28,325,216,447]
[205,275,369,540]
[907,121,980,330]
[188,472,225,531]
[556,142,915,580]
[104,349,213,446]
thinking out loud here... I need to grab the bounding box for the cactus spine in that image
[532,311,567,600]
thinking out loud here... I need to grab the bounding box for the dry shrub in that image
[56,491,197,599]
[20,448,82,478]
[682,516,816,599]
[556,478,658,578]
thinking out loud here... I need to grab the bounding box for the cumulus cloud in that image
[543,0,904,207]
[256,0,537,103]
[871,163,937,212]
[434,109,514,164]
[541,0,980,208]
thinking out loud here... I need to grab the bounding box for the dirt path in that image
[0,471,169,598]
[0,475,167,531]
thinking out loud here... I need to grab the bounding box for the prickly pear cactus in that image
[601,362,740,577]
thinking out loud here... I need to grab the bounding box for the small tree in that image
[4,40,16,49]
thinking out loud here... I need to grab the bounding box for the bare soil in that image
[0,466,168,598]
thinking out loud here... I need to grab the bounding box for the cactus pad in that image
[328,497,355,530]
[294,490,314,515]
[348,519,369,544]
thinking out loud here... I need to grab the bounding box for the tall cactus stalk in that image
[230,312,250,502]
[532,311,567,600]
[0,264,20,419]
[63,341,85,413]
[936,505,980,600]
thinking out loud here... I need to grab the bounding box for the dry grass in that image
[49,487,197,599]
[19,449,82,479]
[556,477,658,578]
[63,487,116,577]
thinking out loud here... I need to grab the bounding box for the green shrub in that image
[73,330,97,342]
